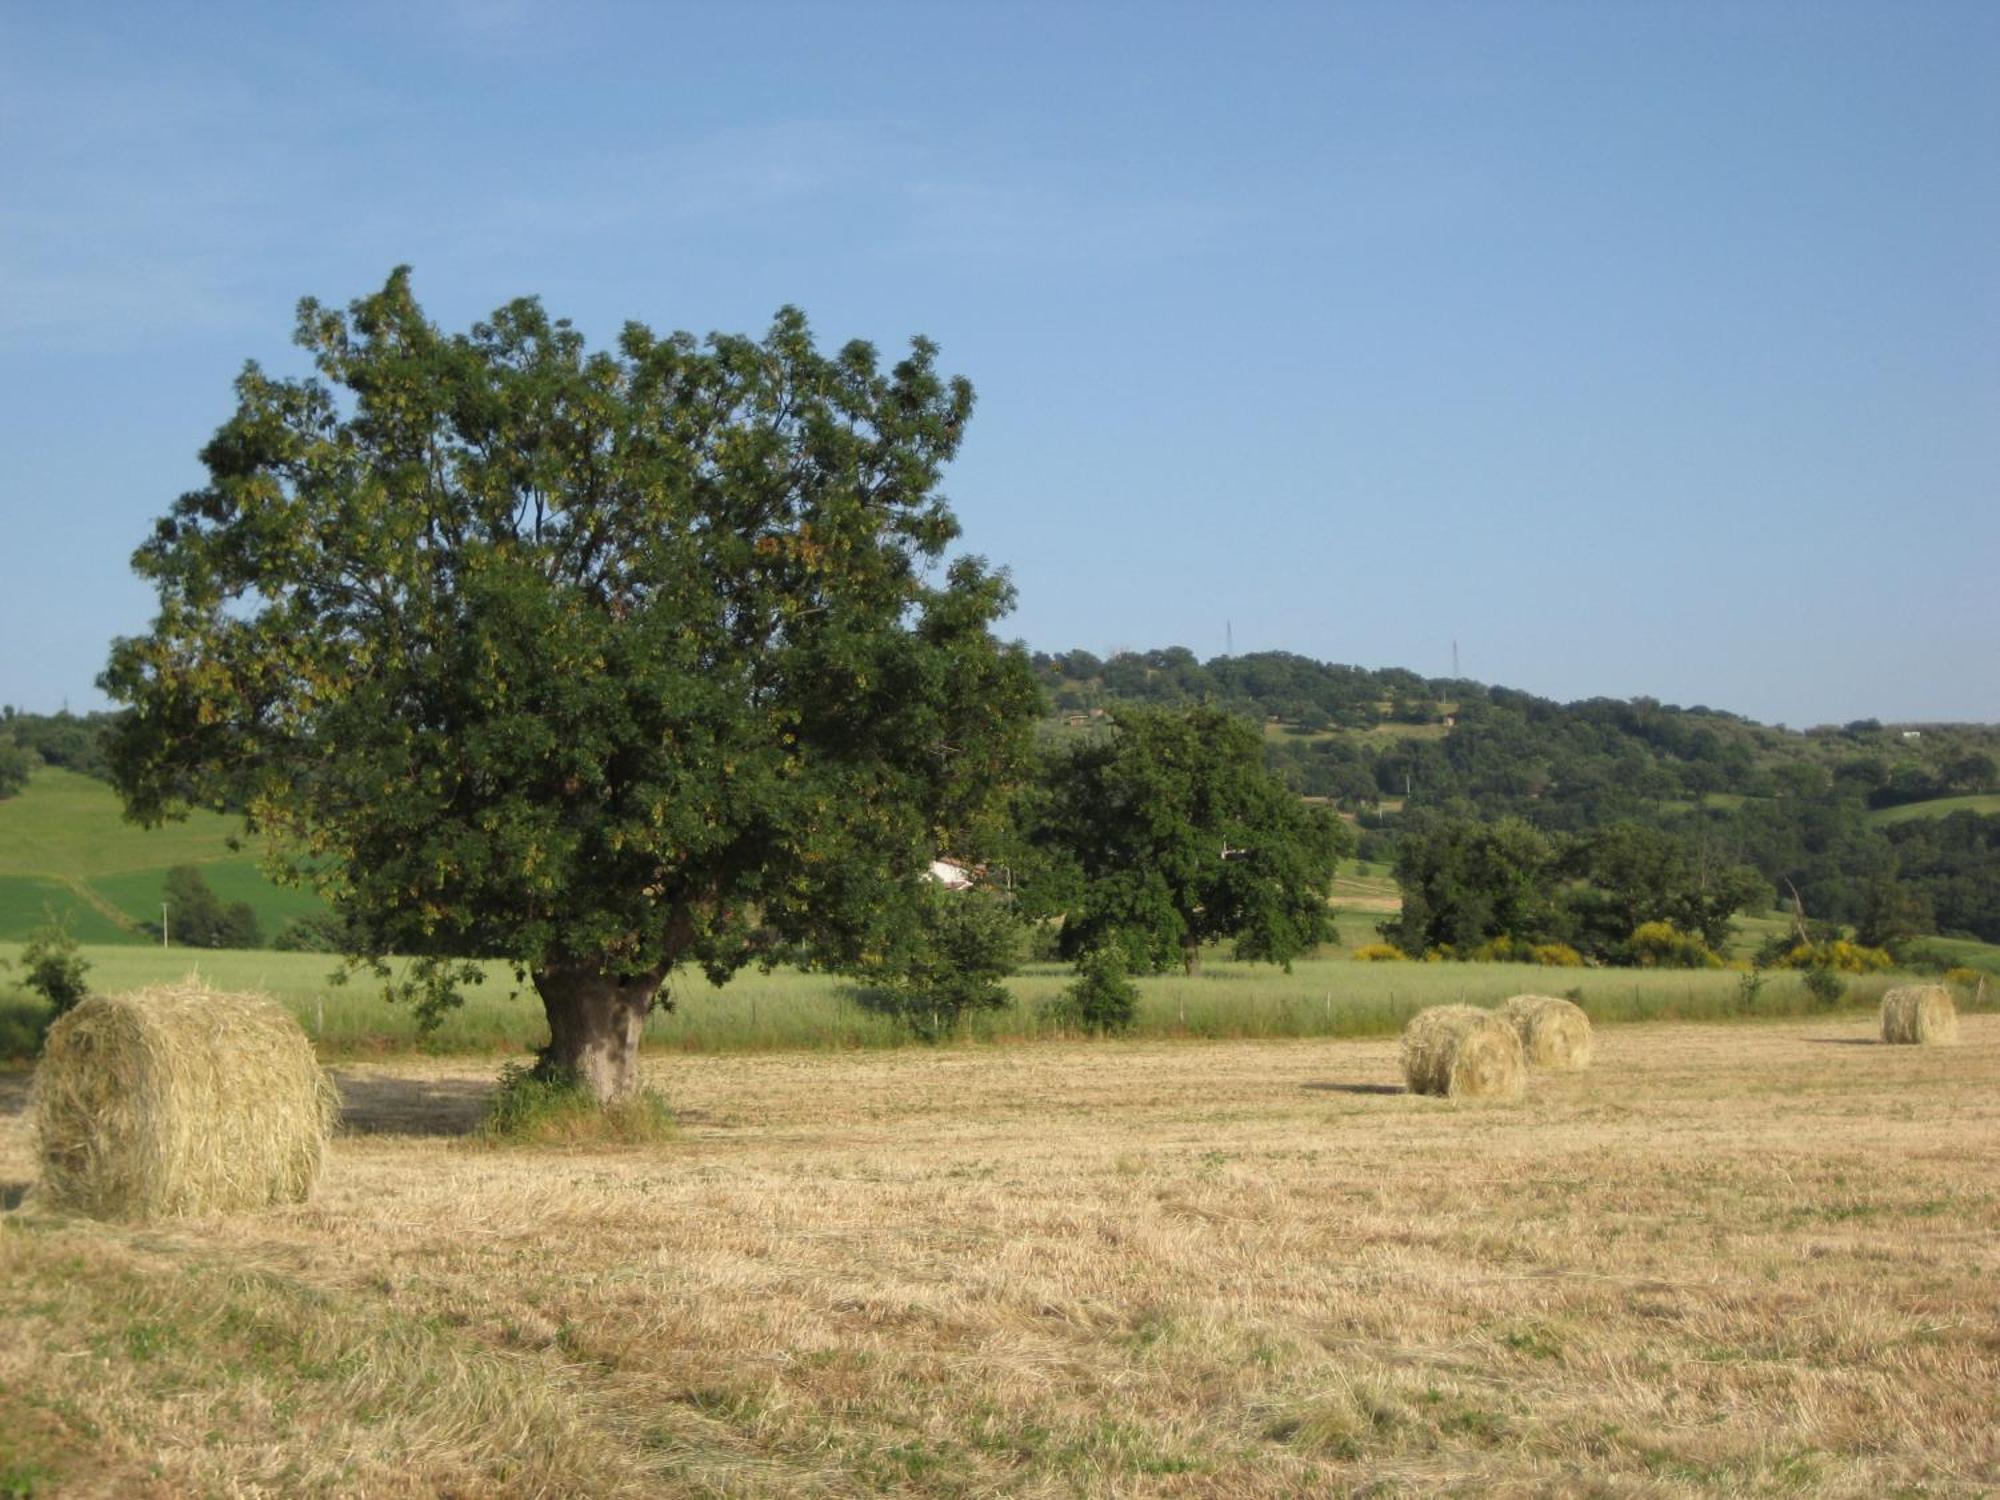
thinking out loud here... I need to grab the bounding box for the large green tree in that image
[1380,814,1561,956]
[1561,821,1768,955]
[103,270,1039,1101]
[1026,706,1350,974]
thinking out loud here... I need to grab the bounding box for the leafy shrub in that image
[1023,919,1066,963]
[0,992,54,1060]
[1626,921,1723,969]
[851,888,1023,1040]
[1775,940,1892,974]
[20,908,90,1016]
[1736,968,1766,1012]
[1942,965,1983,988]
[1801,966,1846,1007]
[0,734,32,799]
[273,911,346,952]
[1349,942,1407,963]
[1469,935,1586,967]
[1045,946,1138,1034]
[478,1063,675,1145]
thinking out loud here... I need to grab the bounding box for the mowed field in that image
[3,1016,1996,1497]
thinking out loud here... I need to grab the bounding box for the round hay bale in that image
[1500,993,1594,1070]
[1400,1004,1526,1099]
[34,979,338,1219]
[1879,984,1958,1046]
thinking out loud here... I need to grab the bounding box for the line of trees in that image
[0,707,120,795]
[1381,816,1770,965]
[1037,653,2000,947]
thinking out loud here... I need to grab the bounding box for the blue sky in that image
[2,1,1994,726]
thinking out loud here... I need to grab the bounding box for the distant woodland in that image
[9,646,2000,947]
[1031,649,2000,944]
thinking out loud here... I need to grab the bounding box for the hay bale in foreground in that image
[1400,1004,1526,1099]
[1879,985,1958,1046]
[35,980,338,1219]
[1500,993,1594,1070]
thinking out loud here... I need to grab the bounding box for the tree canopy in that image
[103,270,1039,1098]
[1024,705,1350,974]
[1383,814,1769,964]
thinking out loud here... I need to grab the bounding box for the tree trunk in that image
[532,959,665,1104]
[1182,939,1202,977]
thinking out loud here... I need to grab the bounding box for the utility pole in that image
[162,902,169,948]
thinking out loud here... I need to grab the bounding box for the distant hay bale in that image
[1879,985,1958,1046]
[1500,993,1594,1070]
[34,979,338,1219]
[1400,1004,1526,1099]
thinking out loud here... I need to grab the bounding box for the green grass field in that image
[8,940,1986,1063]
[1865,792,2000,826]
[0,768,325,942]
[0,876,133,945]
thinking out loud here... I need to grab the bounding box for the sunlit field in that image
[3,1015,1995,1496]
[0,941,1940,1059]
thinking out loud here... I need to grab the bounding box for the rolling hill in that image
[0,767,326,944]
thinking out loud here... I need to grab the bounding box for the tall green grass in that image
[2,943,1956,1062]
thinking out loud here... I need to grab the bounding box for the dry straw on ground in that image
[1879,984,1958,1046]
[1399,1003,1526,1098]
[1500,993,1594,1069]
[1,1017,1997,1496]
[34,978,339,1219]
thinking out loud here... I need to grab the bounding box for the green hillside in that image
[1867,793,2000,826]
[0,767,325,943]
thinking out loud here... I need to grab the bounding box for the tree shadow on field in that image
[333,1072,493,1137]
[1302,1081,1407,1096]
[1804,1038,1881,1047]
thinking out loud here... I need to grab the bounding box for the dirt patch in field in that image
[332,1070,494,1136]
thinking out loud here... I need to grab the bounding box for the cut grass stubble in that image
[2,1016,1995,1496]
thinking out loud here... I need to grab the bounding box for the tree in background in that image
[1562,822,1768,957]
[160,865,262,949]
[0,709,118,782]
[1047,944,1139,1034]
[851,884,1023,1040]
[103,270,1039,1102]
[1381,816,1561,957]
[1026,705,1350,975]
[0,733,31,799]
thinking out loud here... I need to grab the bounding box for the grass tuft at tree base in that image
[476,1062,677,1147]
